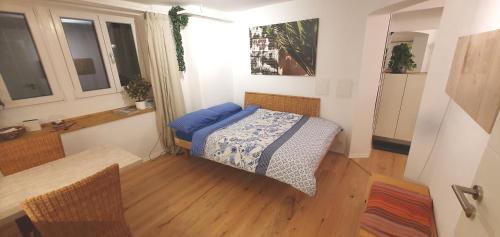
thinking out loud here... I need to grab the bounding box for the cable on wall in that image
[417,98,452,180]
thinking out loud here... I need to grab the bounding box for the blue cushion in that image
[207,102,242,119]
[169,109,220,133]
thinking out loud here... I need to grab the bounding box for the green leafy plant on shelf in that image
[125,79,151,102]
[125,79,151,110]
[169,6,189,72]
[388,43,417,73]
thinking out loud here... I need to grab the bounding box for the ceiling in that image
[126,0,292,11]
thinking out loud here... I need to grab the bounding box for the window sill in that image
[1,106,155,143]
[53,106,155,133]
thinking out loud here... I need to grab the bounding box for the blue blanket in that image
[191,106,259,156]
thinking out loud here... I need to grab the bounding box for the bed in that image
[172,92,342,196]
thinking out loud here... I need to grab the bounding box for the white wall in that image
[411,33,429,72]
[350,13,393,157]
[181,16,235,112]
[388,6,443,73]
[230,0,410,154]
[417,29,437,72]
[405,0,500,236]
[390,7,443,32]
[62,111,163,159]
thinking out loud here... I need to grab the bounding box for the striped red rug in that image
[360,181,434,237]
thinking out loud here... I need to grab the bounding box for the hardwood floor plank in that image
[0,149,407,237]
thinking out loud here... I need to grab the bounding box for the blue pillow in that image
[207,102,242,119]
[245,104,260,110]
[169,109,220,133]
[175,130,194,141]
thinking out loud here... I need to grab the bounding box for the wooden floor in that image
[0,149,406,237]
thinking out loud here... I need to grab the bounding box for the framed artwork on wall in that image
[249,18,319,76]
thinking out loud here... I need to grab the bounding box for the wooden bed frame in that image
[174,92,321,151]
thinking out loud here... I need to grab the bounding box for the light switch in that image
[315,78,330,96]
[336,79,352,98]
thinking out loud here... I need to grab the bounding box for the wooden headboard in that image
[244,92,320,117]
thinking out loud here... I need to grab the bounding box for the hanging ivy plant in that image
[169,6,189,72]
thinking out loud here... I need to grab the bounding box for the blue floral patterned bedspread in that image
[203,109,302,172]
[192,108,342,196]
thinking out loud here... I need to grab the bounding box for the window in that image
[102,17,141,86]
[61,18,111,92]
[52,10,142,98]
[0,6,62,108]
[52,10,118,98]
[0,6,142,105]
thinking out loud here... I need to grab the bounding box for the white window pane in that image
[106,22,141,86]
[61,18,110,92]
[0,12,52,100]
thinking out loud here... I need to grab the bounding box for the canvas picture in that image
[249,18,319,76]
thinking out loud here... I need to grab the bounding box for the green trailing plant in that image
[169,6,189,72]
[388,43,417,73]
[124,79,151,102]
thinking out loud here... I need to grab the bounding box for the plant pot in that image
[135,101,147,110]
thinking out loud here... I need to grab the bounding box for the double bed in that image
[172,92,342,196]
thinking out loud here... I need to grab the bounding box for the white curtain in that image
[145,12,186,154]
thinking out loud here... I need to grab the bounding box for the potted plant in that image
[124,78,152,110]
[388,43,417,73]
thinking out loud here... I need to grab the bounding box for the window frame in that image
[0,4,64,108]
[98,15,142,91]
[50,9,119,98]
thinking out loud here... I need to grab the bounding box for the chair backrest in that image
[22,164,132,237]
[0,132,64,175]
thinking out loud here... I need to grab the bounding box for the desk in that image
[0,145,142,225]
[0,106,154,176]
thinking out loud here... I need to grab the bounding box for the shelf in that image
[1,106,155,143]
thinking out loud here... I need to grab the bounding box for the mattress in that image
[190,108,342,196]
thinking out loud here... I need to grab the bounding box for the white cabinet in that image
[374,73,426,142]
[374,73,406,138]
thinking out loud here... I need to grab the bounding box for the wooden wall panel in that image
[446,29,500,133]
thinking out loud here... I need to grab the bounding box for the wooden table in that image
[0,106,154,176]
[0,145,142,226]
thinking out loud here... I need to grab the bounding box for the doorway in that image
[372,8,443,155]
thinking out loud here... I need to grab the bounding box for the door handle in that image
[452,184,483,218]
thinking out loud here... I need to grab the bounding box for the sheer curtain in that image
[145,12,185,154]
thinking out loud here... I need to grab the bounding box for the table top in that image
[0,145,142,225]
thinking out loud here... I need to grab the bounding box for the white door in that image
[454,113,500,237]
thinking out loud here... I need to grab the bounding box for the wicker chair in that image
[22,164,132,237]
[0,132,64,175]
